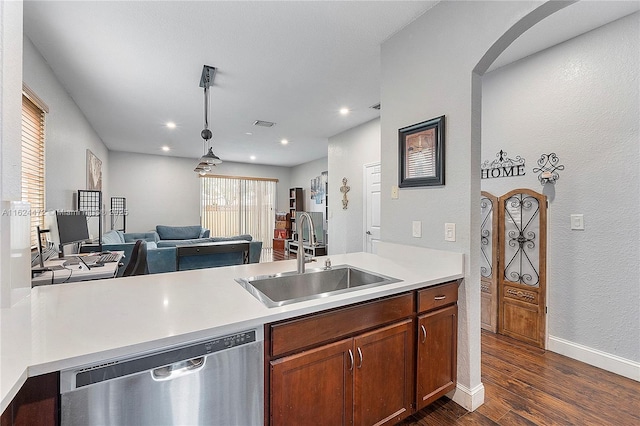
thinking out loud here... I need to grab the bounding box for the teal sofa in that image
[97,226,262,275]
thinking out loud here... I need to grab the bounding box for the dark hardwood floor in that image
[398,330,640,425]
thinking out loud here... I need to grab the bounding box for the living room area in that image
[19,2,390,276]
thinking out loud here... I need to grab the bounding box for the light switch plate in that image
[570,214,584,230]
[391,186,399,199]
[445,223,456,242]
[412,221,422,238]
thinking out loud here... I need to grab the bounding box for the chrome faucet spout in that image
[296,212,316,274]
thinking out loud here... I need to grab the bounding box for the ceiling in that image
[23,1,639,168]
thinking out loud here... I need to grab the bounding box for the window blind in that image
[200,176,276,249]
[21,93,46,247]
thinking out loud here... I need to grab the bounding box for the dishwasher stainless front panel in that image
[60,329,263,426]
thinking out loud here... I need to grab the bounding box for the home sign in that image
[481,149,526,179]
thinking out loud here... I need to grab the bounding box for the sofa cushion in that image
[102,230,125,244]
[123,232,159,244]
[210,234,253,242]
[156,225,203,240]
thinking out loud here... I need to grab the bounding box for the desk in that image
[31,252,124,286]
[175,241,250,271]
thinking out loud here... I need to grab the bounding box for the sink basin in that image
[235,265,401,308]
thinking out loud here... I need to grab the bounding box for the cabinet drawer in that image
[417,281,458,313]
[270,292,413,357]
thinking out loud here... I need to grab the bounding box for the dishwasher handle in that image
[151,356,206,381]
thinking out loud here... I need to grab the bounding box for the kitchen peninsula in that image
[1,242,464,424]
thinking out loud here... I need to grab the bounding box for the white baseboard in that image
[548,335,640,382]
[448,382,485,412]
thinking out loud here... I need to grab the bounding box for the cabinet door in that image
[353,320,413,426]
[270,339,353,426]
[416,305,457,410]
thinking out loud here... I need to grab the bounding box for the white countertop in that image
[0,243,464,412]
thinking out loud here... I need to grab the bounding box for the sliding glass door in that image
[200,176,276,249]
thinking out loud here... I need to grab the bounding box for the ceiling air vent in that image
[370,103,381,110]
[253,120,275,127]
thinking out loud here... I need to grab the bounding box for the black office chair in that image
[122,240,148,276]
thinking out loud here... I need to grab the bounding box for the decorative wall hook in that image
[340,177,350,210]
[533,153,564,185]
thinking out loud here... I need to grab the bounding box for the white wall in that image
[0,0,25,307]
[109,151,291,232]
[328,118,380,255]
[290,157,328,215]
[481,14,639,364]
[380,1,563,410]
[23,36,110,240]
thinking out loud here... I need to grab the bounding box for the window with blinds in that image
[200,176,276,249]
[21,89,47,247]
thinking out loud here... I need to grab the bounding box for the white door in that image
[364,163,381,253]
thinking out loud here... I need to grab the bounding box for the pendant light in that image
[194,65,221,174]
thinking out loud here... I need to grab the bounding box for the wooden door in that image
[270,339,353,426]
[364,162,382,253]
[353,320,413,426]
[498,189,547,348]
[416,305,458,410]
[480,191,499,332]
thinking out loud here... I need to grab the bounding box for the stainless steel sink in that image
[235,265,401,308]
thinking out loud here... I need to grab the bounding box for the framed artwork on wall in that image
[86,149,102,191]
[398,115,445,187]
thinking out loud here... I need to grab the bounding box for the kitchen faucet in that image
[296,212,317,274]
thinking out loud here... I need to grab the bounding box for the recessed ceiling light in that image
[246,132,253,136]
[161,146,170,152]
[250,155,256,161]
[166,121,176,129]
[281,139,289,145]
[339,107,350,115]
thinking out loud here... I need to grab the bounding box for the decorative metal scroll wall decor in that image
[533,153,564,185]
[480,195,494,279]
[481,150,526,179]
[503,193,540,287]
[340,178,350,210]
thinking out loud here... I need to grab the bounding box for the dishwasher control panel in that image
[205,330,256,354]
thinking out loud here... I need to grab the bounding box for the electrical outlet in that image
[445,223,456,242]
[412,221,422,238]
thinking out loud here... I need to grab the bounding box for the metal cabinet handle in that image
[356,347,363,369]
[434,295,446,301]
[348,349,354,371]
[420,325,427,344]
[151,357,205,381]
[366,231,372,235]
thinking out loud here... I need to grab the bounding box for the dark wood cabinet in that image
[1,372,59,426]
[269,320,412,426]
[416,304,457,410]
[353,320,413,426]
[267,280,459,426]
[270,339,353,426]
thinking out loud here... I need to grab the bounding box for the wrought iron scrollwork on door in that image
[480,195,493,279]
[503,193,540,287]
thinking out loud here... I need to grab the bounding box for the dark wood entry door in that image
[498,189,547,348]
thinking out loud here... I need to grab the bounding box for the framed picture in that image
[398,115,445,187]
[86,149,102,191]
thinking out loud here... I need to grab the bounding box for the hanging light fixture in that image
[194,65,221,174]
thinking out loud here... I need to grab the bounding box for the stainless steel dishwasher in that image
[60,328,264,426]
